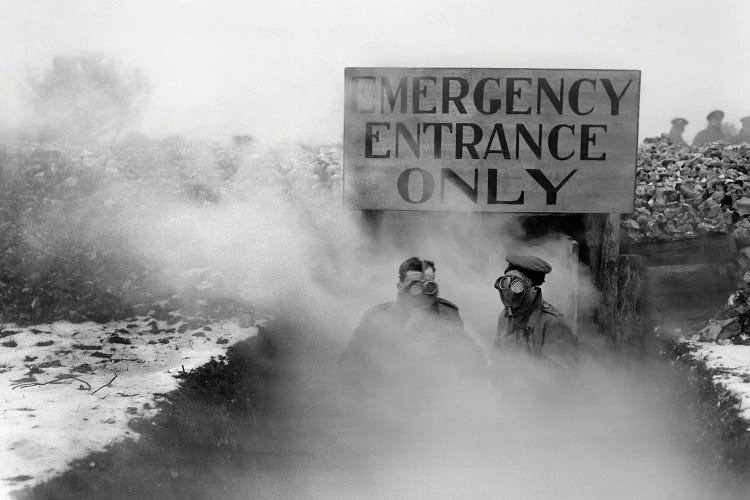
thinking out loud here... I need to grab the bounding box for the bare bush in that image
[24,53,150,144]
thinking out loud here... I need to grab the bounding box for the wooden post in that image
[615,254,647,350]
[598,212,622,344]
[562,236,579,338]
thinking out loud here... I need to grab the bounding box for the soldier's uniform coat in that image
[339,297,481,397]
[493,294,578,369]
[731,128,750,145]
[693,127,727,146]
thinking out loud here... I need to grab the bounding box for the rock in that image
[68,310,85,323]
[717,318,742,340]
[185,318,208,330]
[165,295,183,309]
[71,363,93,373]
[38,360,62,368]
[733,223,750,241]
[679,181,697,198]
[132,304,150,316]
[700,317,742,341]
[150,306,171,321]
[72,344,103,350]
[734,197,750,216]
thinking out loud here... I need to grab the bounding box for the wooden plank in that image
[627,234,734,267]
[649,292,728,324]
[646,264,733,294]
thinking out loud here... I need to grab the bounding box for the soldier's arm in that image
[541,316,578,369]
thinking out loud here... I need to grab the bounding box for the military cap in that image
[740,116,750,124]
[504,255,552,286]
[671,117,688,126]
[707,110,725,121]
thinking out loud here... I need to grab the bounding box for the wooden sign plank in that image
[344,68,641,213]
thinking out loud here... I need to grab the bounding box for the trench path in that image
[17,319,750,500]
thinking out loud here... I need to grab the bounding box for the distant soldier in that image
[490,255,578,369]
[339,257,481,400]
[730,116,750,145]
[693,110,728,146]
[666,117,688,147]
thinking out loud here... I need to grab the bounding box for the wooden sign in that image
[344,68,640,213]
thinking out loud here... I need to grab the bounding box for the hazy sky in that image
[1,0,748,144]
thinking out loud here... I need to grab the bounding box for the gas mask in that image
[399,274,439,307]
[494,270,533,310]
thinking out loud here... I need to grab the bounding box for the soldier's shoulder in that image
[437,297,460,312]
[362,301,396,317]
[541,301,564,318]
[540,302,575,337]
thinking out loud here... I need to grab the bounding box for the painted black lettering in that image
[441,168,478,203]
[397,168,434,203]
[526,169,578,204]
[365,122,390,158]
[441,77,469,114]
[488,169,524,204]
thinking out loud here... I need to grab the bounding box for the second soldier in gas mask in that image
[491,255,578,369]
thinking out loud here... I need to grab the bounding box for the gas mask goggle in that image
[494,271,532,308]
[404,279,439,298]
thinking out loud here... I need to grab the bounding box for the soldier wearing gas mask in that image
[491,255,578,369]
[339,257,481,400]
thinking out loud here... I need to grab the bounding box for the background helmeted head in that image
[707,109,725,126]
[670,117,688,133]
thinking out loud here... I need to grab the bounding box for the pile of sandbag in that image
[623,137,750,243]
[696,287,750,345]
